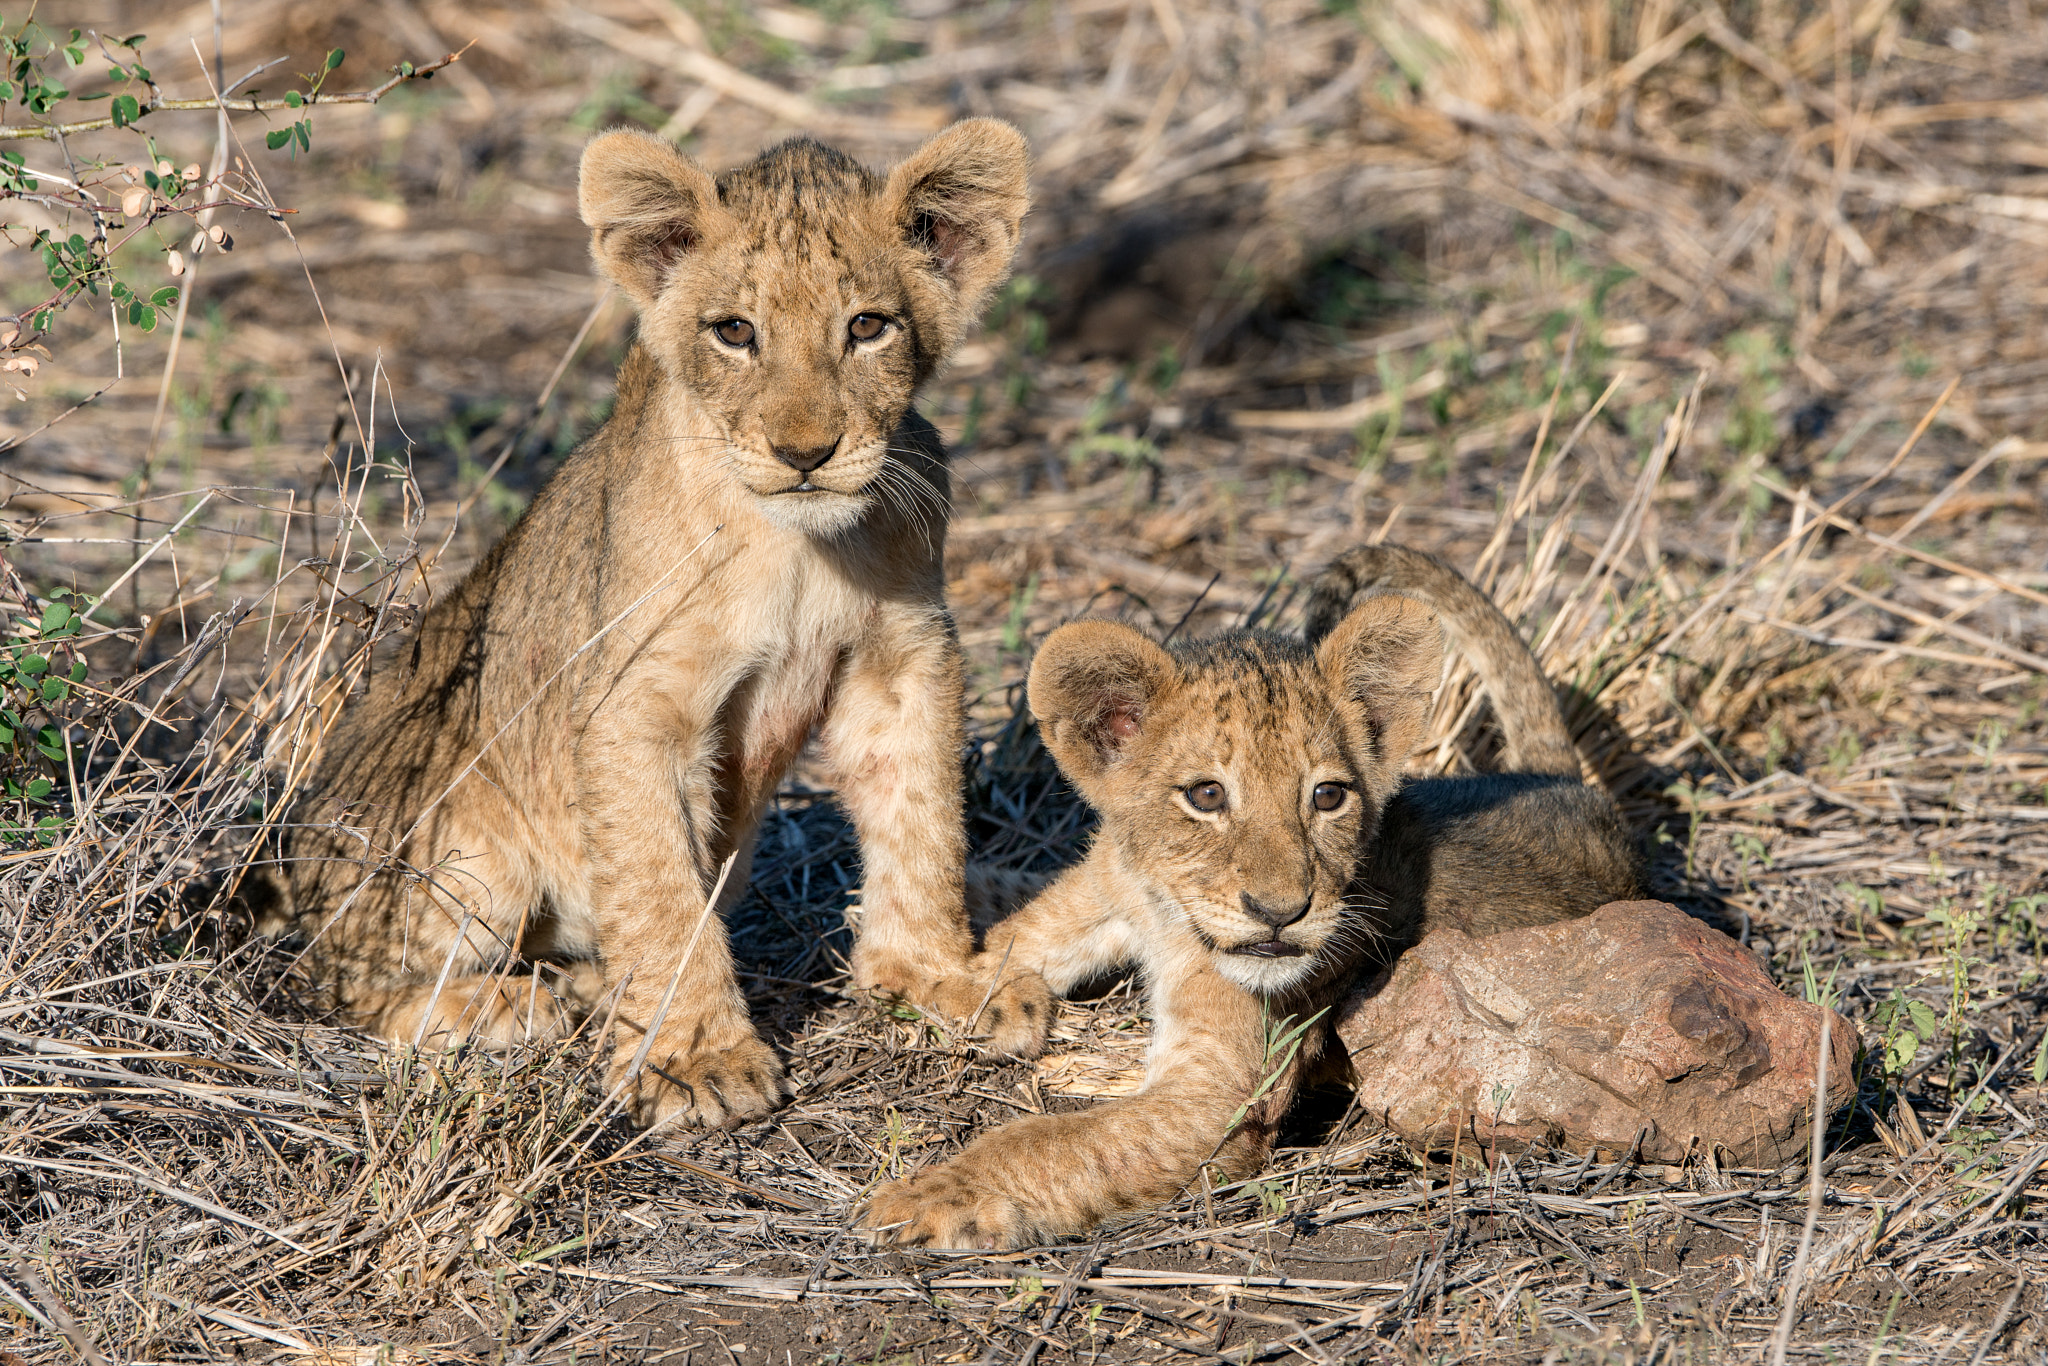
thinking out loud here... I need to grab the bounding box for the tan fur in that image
[284,121,1041,1130]
[866,545,1641,1247]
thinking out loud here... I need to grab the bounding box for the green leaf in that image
[40,678,67,703]
[326,48,346,71]
[23,777,50,802]
[69,660,86,683]
[136,305,157,332]
[67,233,86,253]
[38,603,70,632]
[0,724,13,748]
[1907,1001,1940,1037]
[2035,1031,2048,1086]
[34,726,63,762]
[18,655,47,678]
[127,299,144,326]
[295,121,311,152]
[151,287,178,307]
[1887,1031,1919,1073]
[284,89,303,108]
[111,92,140,127]
[265,127,291,151]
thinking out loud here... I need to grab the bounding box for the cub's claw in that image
[614,1033,790,1130]
[866,1166,1034,1251]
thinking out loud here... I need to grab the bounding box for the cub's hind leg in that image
[288,783,586,1049]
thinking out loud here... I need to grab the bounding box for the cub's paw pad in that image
[865,1167,1032,1251]
[616,1034,790,1130]
[969,967,1052,1060]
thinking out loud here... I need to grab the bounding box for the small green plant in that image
[1869,988,1937,1084]
[1798,942,1841,1011]
[1662,778,1708,879]
[1729,831,1771,892]
[1761,718,1789,773]
[1926,899,1986,1096]
[1,21,455,373]
[1836,882,1885,940]
[1973,718,2008,766]
[1001,572,1040,652]
[264,47,347,155]
[1824,730,1864,777]
[1243,1177,1288,1218]
[1008,1275,1046,1310]
[1221,1004,1329,1140]
[0,592,91,845]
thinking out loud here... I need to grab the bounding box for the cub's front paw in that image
[967,962,1052,1059]
[866,1164,1035,1251]
[614,1031,790,1130]
[853,952,1051,1060]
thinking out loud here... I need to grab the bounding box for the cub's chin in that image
[1214,944,1320,994]
[752,485,872,536]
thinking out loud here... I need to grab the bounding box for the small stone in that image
[1335,901,1859,1167]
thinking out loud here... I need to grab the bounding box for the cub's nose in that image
[772,438,840,473]
[1240,892,1310,929]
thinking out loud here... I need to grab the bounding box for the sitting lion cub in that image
[866,544,1641,1247]
[283,121,1040,1130]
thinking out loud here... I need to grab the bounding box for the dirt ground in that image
[5,0,2048,1361]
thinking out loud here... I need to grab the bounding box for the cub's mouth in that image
[1226,939,1306,959]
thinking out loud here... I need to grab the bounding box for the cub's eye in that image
[712,318,754,348]
[1184,781,1226,813]
[1312,782,1348,813]
[848,312,889,342]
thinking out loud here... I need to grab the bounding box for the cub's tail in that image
[1301,543,1581,778]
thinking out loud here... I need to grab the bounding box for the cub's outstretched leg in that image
[869,948,1309,1248]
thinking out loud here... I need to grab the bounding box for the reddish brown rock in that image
[1334,900,1859,1167]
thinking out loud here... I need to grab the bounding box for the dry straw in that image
[3,0,2047,1360]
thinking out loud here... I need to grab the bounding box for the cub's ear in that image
[1315,596,1443,794]
[579,130,724,309]
[1027,621,1173,791]
[884,118,1031,317]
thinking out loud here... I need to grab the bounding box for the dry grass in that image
[4,0,2048,1361]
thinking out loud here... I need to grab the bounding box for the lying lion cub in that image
[282,121,1040,1130]
[867,544,1642,1247]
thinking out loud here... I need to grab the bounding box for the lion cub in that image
[867,544,1641,1247]
[284,121,1040,1130]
